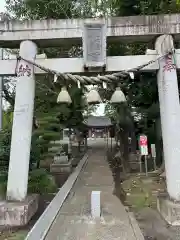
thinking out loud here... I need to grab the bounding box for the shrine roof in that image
[84,115,113,127]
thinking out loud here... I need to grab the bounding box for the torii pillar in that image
[0,40,39,227]
[7,40,37,201]
[156,35,180,225]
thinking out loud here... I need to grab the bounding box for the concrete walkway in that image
[45,140,144,240]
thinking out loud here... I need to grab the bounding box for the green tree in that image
[5,0,94,19]
[105,102,135,171]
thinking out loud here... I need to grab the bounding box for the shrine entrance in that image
[0,15,180,228]
[83,115,115,151]
[84,116,113,138]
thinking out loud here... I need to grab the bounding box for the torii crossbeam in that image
[1,14,180,47]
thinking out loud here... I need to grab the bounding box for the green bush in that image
[0,172,8,182]
[0,127,41,170]
[0,169,58,196]
[28,169,58,194]
[0,172,8,196]
[0,112,59,196]
[0,128,11,164]
[0,182,7,196]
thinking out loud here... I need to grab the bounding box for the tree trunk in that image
[120,130,130,173]
[68,129,72,157]
[154,159,165,175]
[130,127,137,153]
[78,141,81,152]
[113,166,126,202]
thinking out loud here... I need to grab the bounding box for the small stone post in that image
[155,35,180,201]
[7,41,37,201]
[91,191,101,218]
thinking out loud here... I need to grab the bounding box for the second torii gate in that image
[1,14,180,226]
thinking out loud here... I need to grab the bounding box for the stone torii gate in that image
[1,14,180,226]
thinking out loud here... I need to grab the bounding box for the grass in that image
[122,174,166,211]
[0,230,28,240]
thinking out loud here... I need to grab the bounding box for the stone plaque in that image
[83,23,106,68]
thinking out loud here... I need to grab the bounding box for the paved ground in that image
[136,207,180,240]
[45,139,144,240]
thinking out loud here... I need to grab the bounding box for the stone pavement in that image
[45,140,144,240]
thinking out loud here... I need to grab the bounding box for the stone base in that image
[52,172,69,187]
[157,195,180,226]
[0,194,39,226]
[50,162,72,173]
[54,155,69,164]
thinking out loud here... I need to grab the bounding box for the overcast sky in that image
[0,0,5,12]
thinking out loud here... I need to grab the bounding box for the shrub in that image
[0,169,58,196]
[0,180,7,196]
[28,169,58,194]
[0,128,11,166]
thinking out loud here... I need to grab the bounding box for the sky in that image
[94,103,105,116]
[0,0,105,115]
[0,1,5,12]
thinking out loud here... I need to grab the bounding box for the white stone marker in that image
[91,191,101,218]
[7,40,37,201]
[156,35,180,201]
